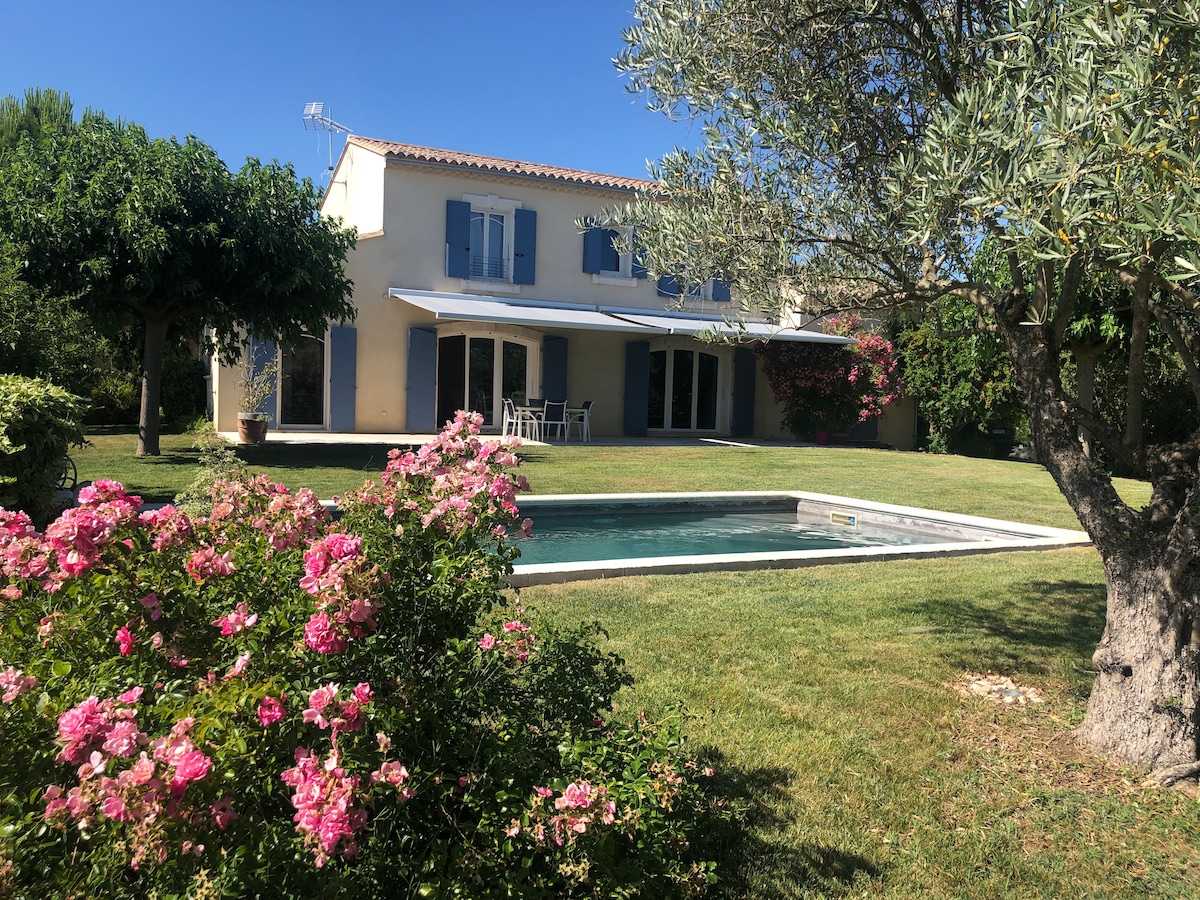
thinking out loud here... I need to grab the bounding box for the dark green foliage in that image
[159,356,207,426]
[0,240,108,397]
[897,297,1024,454]
[0,87,75,160]
[0,115,357,455]
[0,375,83,524]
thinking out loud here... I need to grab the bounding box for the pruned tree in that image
[0,115,357,456]
[615,0,1200,779]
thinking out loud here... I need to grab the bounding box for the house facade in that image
[212,136,914,445]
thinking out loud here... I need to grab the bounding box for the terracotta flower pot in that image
[237,416,268,444]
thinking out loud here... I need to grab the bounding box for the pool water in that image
[514,502,953,565]
[504,492,1090,586]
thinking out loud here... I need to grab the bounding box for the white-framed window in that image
[464,193,519,284]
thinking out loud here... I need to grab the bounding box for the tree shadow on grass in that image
[234,442,414,474]
[896,578,1106,683]
[695,749,882,898]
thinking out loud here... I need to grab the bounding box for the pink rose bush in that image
[0,411,720,898]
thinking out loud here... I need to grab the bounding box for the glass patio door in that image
[437,335,531,429]
[648,348,720,431]
[279,335,325,427]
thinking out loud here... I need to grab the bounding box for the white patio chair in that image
[502,397,539,440]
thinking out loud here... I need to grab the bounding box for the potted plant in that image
[236,350,278,444]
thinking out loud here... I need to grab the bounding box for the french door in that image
[436,335,532,429]
[648,348,720,431]
[279,335,325,427]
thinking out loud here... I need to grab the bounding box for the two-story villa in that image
[212,136,898,442]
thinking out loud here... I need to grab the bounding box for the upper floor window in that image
[446,196,537,286]
[583,226,647,284]
[657,274,732,303]
[470,210,507,280]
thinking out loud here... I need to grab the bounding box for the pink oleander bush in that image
[0,411,720,898]
[757,314,902,439]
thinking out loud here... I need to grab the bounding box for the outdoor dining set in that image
[501,397,594,442]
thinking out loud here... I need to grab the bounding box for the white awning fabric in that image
[388,288,852,344]
[602,310,857,344]
[389,289,663,333]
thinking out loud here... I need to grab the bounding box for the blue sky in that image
[2,1,700,185]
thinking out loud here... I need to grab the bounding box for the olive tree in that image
[616,0,1200,779]
[0,116,356,456]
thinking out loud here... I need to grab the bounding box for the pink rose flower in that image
[257,696,285,727]
[114,626,135,656]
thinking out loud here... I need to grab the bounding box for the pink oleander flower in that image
[257,696,285,727]
[212,602,258,636]
[115,626,135,656]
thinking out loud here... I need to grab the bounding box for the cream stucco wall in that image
[215,142,866,440]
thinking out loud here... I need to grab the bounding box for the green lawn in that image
[74,430,1194,898]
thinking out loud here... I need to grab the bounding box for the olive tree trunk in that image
[996,307,1200,775]
[1077,555,1200,770]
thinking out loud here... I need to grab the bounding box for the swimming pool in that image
[508,492,1090,586]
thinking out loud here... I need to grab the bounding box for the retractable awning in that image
[389,289,665,333]
[389,288,853,344]
[602,310,857,344]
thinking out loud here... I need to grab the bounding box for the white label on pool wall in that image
[506,491,1092,587]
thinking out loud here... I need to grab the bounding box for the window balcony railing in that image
[469,255,508,281]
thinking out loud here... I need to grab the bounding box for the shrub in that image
[758,315,901,439]
[159,357,208,428]
[0,411,719,898]
[896,296,1024,454]
[0,375,83,525]
[86,369,140,425]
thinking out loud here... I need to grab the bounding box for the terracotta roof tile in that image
[348,136,656,193]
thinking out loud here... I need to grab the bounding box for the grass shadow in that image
[696,749,882,898]
[234,443,415,474]
[897,578,1105,683]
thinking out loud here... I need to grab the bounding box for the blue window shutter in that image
[731,347,756,437]
[248,336,278,427]
[329,326,356,431]
[657,274,679,298]
[406,327,437,432]
[542,335,568,403]
[513,208,537,284]
[631,229,648,280]
[582,227,603,274]
[623,341,650,435]
[712,280,732,303]
[445,200,470,278]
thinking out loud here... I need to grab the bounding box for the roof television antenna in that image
[301,102,352,177]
